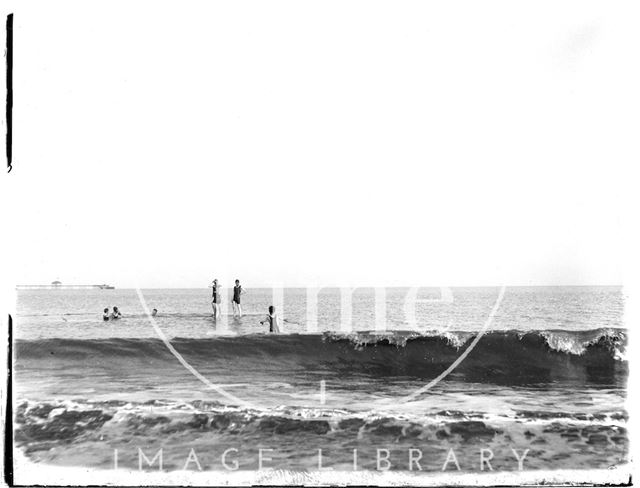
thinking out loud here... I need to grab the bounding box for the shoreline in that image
[12,451,633,487]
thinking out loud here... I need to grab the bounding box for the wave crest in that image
[15,328,627,386]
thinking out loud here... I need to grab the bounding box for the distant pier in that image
[16,281,115,290]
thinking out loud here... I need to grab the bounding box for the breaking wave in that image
[14,398,628,451]
[15,328,627,386]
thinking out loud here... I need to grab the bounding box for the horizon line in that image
[17,283,623,290]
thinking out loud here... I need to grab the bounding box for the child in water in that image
[110,306,121,320]
[260,305,281,333]
[103,308,110,321]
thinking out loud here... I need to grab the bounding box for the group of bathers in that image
[98,281,278,333]
[211,279,242,304]
[211,279,244,318]
[102,306,121,321]
[211,278,278,331]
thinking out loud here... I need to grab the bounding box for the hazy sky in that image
[2,0,638,288]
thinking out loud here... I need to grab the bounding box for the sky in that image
[2,0,639,288]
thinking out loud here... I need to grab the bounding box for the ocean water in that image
[13,286,628,474]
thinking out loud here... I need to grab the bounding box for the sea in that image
[12,286,629,478]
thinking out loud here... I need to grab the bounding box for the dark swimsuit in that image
[212,285,218,304]
[233,286,241,304]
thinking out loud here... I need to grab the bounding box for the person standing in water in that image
[232,279,243,318]
[103,308,110,321]
[260,305,281,333]
[211,279,221,320]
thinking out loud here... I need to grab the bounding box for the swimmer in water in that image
[211,279,221,320]
[232,279,243,318]
[151,308,158,317]
[260,305,281,333]
[110,306,121,320]
[103,308,110,321]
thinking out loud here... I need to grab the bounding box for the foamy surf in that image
[13,450,632,487]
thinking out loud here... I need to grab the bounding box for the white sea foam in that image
[13,451,633,487]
